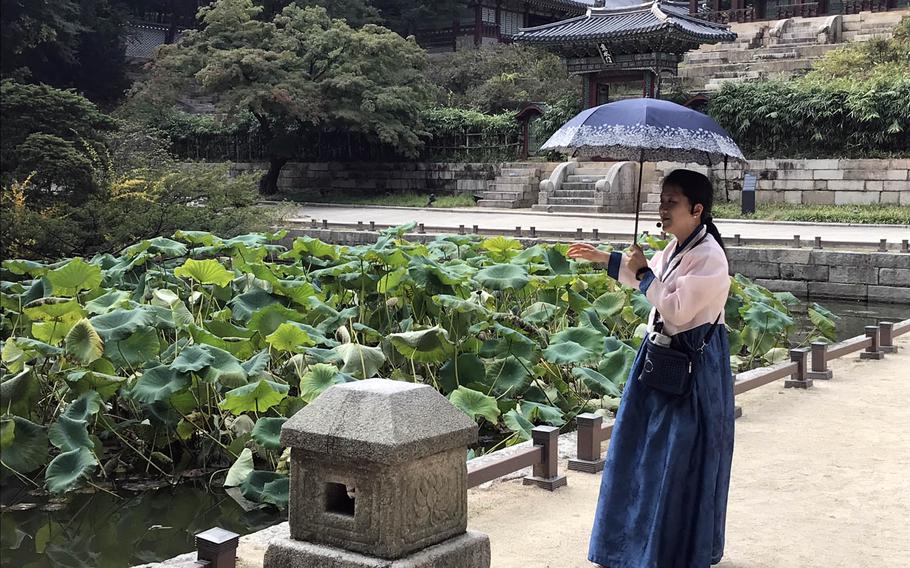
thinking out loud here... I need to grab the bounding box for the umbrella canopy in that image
[540,98,746,166]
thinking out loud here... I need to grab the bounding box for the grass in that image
[713,203,910,224]
[279,191,477,208]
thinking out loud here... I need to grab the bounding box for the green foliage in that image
[132,0,435,193]
[0,0,131,104]
[713,203,910,224]
[428,43,579,113]
[0,227,833,505]
[709,21,910,159]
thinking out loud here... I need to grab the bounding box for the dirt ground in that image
[467,334,910,568]
[231,334,910,568]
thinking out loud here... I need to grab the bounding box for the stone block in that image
[884,170,908,180]
[803,191,835,205]
[813,170,844,180]
[829,265,878,284]
[865,181,884,191]
[729,260,779,279]
[804,159,839,169]
[755,278,808,297]
[843,169,890,181]
[780,263,828,281]
[878,268,910,287]
[867,285,910,303]
[728,248,770,263]
[840,159,884,170]
[263,531,491,568]
[765,249,812,264]
[834,191,878,205]
[784,191,803,203]
[881,192,901,204]
[827,180,866,191]
[808,282,868,301]
[884,181,910,191]
[889,159,910,169]
[777,169,815,180]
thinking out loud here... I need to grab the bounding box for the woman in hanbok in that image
[568,169,735,568]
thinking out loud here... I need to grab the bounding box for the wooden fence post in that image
[568,413,605,473]
[523,426,567,491]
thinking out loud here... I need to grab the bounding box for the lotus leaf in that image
[104,326,161,368]
[299,363,347,402]
[434,294,491,317]
[598,347,636,386]
[251,417,286,450]
[519,401,565,427]
[130,366,190,404]
[0,416,48,473]
[448,386,500,425]
[573,367,622,397]
[31,310,83,345]
[1,368,40,417]
[2,338,27,373]
[170,345,215,373]
[242,350,271,379]
[480,236,522,262]
[266,323,315,353]
[248,304,306,337]
[502,409,534,441]
[439,353,485,393]
[224,448,254,487]
[486,356,531,396]
[48,415,92,453]
[474,264,529,291]
[65,370,126,401]
[90,309,154,341]
[543,341,595,364]
[220,379,289,414]
[173,230,222,246]
[174,258,234,287]
[45,447,96,494]
[544,246,571,275]
[388,326,454,363]
[200,345,248,387]
[809,304,837,342]
[64,319,104,364]
[24,297,83,321]
[550,327,604,352]
[332,343,385,379]
[593,292,626,318]
[521,302,559,325]
[630,293,653,320]
[85,290,131,315]
[46,259,102,296]
[241,471,289,508]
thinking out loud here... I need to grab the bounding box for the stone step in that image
[573,168,615,175]
[531,204,606,213]
[547,197,597,206]
[498,171,537,180]
[492,180,535,190]
[566,174,607,182]
[481,191,522,201]
[551,190,596,199]
[478,199,524,209]
[561,181,598,190]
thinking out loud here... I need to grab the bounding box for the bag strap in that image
[696,313,723,355]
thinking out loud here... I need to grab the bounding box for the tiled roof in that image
[125,24,184,60]
[526,0,600,13]
[514,0,736,44]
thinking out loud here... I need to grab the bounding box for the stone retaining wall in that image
[231,162,498,196]
[727,247,910,303]
[645,158,910,208]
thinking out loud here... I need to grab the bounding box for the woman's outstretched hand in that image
[627,244,648,273]
[567,243,611,264]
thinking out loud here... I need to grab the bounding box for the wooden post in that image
[807,341,833,380]
[879,321,897,354]
[784,347,812,389]
[860,325,885,360]
[568,414,605,473]
[523,426,567,491]
[196,528,239,568]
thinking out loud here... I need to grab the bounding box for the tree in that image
[428,43,579,113]
[135,0,434,194]
[0,80,116,201]
[0,0,132,105]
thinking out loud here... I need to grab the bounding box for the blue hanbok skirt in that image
[588,323,735,568]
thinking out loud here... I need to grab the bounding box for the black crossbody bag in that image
[638,234,721,397]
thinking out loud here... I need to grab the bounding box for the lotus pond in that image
[1,225,846,566]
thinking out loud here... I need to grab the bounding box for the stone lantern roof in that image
[281,379,478,465]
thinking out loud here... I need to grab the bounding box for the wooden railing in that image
[776,1,822,18]
[703,7,758,22]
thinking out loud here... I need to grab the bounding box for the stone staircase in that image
[678,9,908,92]
[476,164,541,208]
[532,163,620,213]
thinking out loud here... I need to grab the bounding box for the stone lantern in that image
[263,378,491,567]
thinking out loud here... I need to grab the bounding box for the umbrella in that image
[539,98,747,241]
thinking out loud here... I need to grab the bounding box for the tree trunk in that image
[259,157,288,196]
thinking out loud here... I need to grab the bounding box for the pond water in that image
[2,299,908,568]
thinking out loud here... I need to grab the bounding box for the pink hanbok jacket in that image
[609,227,730,335]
